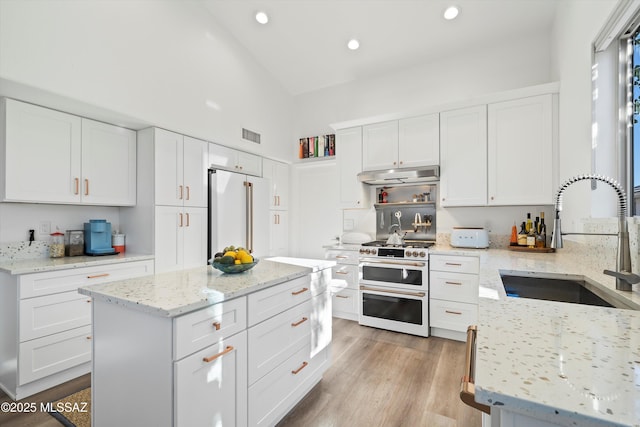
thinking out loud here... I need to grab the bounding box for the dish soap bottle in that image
[510,222,518,246]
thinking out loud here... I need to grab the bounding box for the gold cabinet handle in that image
[179,185,183,200]
[186,212,190,227]
[212,322,221,331]
[445,310,463,315]
[186,186,190,200]
[291,361,308,375]
[277,195,280,206]
[460,326,491,414]
[84,179,89,196]
[203,345,234,363]
[445,281,463,286]
[87,273,109,279]
[74,178,79,195]
[291,287,309,296]
[291,317,308,327]
[179,213,183,227]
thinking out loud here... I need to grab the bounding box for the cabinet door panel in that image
[269,211,289,257]
[81,118,136,206]
[154,128,183,206]
[237,151,262,176]
[337,127,369,208]
[208,142,237,170]
[488,94,553,205]
[399,114,440,168]
[247,275,311,326]
[430,299,477,332]
[174,331,247,427]
[155,206,182,273]
[182,136,208,208]
[3,98,81,203]
[182,207,208,269]
[440,106,487,206]
[362,121,399,171]
[19,292,91,342]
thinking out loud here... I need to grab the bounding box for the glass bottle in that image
[50,231,65,258]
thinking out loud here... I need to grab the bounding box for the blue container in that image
[84,220,115,255]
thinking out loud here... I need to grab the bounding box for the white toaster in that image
[450,227,490,248]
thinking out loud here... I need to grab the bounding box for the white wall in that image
[0,0,293,162]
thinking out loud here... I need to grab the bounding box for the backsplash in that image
[0,241,50,261]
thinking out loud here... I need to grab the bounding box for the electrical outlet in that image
[39,221,51,235]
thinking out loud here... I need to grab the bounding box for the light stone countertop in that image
[78,259,312,317]
[430,245,640,427]
[0,253,155,275]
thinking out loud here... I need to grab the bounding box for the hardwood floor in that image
[0,319,481,427]
[277,318,482,427]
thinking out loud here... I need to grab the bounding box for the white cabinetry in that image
[269,211,289,257]
[336,127,370,208]
[1,98,136,206]
[0,259,154,400]
[429,254,479,342]
[263,158,289,256]
[325,247,360,321]
[440,105,488,207]
[155,206,207,273]
[209,142,262,177]
[362,114,439,171]
[488,94,554,205]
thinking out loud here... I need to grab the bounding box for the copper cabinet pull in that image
[179,185,183,200]
[84,179,89,196]
[87,273,109,279]
[86,336,92,340]
[86,299,92,303]
[203,345,234,363]
[291,287,309,296]
[445,310,463,315]
[186,212,190,227]
[186,186,190,200]
[291,317,308,327]
[212,322,221,330]
[335,271,349,275]
[74,178,79,195]
[179,213,183,227]
[445,281,463,285]
[335,255,349,259]
[335,295,349,299]
[277,195,280,206]
[446,262,462,266]
[460,326,491,414]
[291,361,308,375]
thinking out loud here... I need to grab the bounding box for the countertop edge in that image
[0,253,155,275]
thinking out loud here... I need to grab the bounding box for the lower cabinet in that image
[0,259,154,400]
[429,254,479,341]
[325,247,360,320]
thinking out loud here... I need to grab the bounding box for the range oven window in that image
[362,293,423,325]
[362,265,423,286]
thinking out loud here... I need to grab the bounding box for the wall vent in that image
[242,128,261,144]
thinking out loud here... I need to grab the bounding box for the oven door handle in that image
[359,285,425,298]
[460,325,491,415]
[361,259,426,268]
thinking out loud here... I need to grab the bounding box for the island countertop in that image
[431,245,640,427]
[78,259,311,318]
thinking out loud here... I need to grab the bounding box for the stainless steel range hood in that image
[357,165,440,185]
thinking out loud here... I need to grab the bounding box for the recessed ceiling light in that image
[347,39,360,50]
[255,11,269,24]
[444,6,459,20]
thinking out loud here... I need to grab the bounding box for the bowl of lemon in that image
[210,246,258,274]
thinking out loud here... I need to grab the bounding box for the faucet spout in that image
[550,174,634,291]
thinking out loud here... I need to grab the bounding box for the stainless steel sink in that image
[500,274,633,309]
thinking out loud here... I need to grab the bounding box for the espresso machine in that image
[84,219,116,255]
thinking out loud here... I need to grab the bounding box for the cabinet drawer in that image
[19,291,91,342]
[331,287,358,317]
[248,299,312,385]
[248,276,311,326]
[430,271,479,304]
[19,260,154,299]
[430,255,479,274]
[248,342,317,427]
[331,264,358,289]
[429,299,478,332]
[173,296,246,360]
[325,249,359,265]
[18,325,92,385]
[174,331,247,427]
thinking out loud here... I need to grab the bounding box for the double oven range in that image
[358,240,433,337]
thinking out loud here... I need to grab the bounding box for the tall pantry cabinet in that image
[263,158,290,257]
[121,128,209,273]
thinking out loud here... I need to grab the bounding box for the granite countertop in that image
[78,259,312,318]
[430,245,640,427]
[0,253,155,275]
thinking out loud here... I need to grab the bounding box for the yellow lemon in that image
[240,253,254,264]
[234,259,241,265]
[223,250,237,259]
[237,249,249,258]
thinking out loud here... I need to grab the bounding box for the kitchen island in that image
[430,245,640,427]
[79,258,333,427]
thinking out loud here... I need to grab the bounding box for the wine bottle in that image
[525,213,533,233]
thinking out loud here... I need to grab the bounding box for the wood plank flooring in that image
[277,318,481,427]
[0,318,481,427]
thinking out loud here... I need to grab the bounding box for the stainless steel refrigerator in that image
[208,169,270,260]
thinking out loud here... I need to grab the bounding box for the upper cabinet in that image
[1,98,136,206]
[154,129,208,208]
[209,143,262,177]
[362,114,439,171]
[440,105,488,207]
[263,158,289,210]
[337,127,370,208]
[487,94,554,205]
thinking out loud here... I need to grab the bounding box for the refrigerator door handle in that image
[244,181,254,252]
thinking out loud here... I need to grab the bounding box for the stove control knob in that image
[413,251,419,257]
[405,250,411,257]
[359,248,365,254]
[419,251,426,258]
[371,249,377,255]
